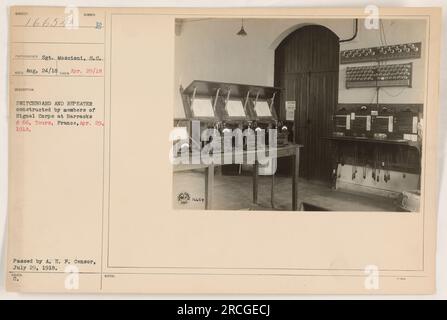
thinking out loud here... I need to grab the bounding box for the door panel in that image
[276,73,309,176]
[274,25,339,183]
[311,27,341,72]
[293,73,310,178]
[308,72,338,181]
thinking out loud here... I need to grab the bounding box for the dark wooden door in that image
[274,25,339,182]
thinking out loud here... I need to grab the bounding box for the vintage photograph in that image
[172,17,426,212]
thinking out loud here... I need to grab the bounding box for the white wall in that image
[174,18,427,118]
[174,18,352,118]
[339,19,427,105]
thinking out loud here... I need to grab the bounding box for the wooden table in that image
[173,144,303,210]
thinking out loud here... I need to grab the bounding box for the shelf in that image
[326,136,421,149]
[183,80,281,99]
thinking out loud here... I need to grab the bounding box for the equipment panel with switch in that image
[329,103,423,187]
[177,80,289,156]
[333,103,422,140]
[345,63,412,88]
[340,42,421,64]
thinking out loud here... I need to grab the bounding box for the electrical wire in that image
[371,88,379,103]
[379,20,388,66]
[379,19,385,46]
[380,20,388,46]
[381,87,406,97]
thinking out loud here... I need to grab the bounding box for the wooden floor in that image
[173,170,398,211]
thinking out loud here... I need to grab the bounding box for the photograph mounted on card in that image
[6,6,441,294]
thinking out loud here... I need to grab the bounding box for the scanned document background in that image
[6,6,441,293]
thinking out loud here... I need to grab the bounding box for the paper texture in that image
[192,98,215,118]
[226,100,246,117]
[6,6,441,294]
[254,101,272,117]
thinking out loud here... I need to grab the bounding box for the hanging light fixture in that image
[236,18,247,36]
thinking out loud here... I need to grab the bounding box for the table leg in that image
[205,164,214,210]
[253,161,259,204]
[292,148,300,210]
[271,172,275,208]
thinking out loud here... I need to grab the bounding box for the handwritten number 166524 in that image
[24,17,73,28]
